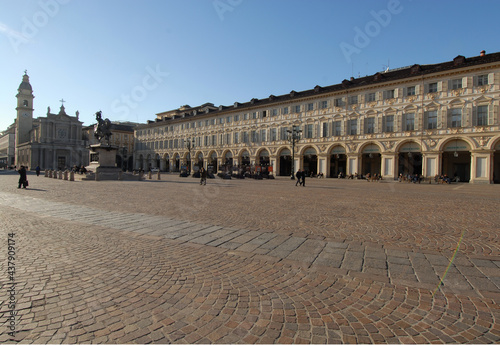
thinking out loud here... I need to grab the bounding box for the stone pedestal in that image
[87,144,120,181]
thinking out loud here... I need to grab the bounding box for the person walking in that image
[295,169,302,186]
[35,165,41,177]
[301,170,306,187]
[18,165,27,189]
[200,167,207,185]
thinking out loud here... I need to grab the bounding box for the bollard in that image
[58,170,63,179]
[53,170,57,179]
[148,171,152,180]
[44,170,48,177]
[64,170,69,180]
[48,170,52,178]
[69,171,74,181]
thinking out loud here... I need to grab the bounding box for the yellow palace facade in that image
[134,51,500,183]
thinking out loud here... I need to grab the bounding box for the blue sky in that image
[0,0,498,132]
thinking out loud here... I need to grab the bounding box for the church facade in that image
[134,51,500,183]
[15,72,86,170]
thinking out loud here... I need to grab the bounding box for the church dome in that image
[18,73,32,91]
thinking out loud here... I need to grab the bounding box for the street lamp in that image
[184,138,195,174]
[287,125,302,180]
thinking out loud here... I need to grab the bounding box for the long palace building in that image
[134,51,500,183]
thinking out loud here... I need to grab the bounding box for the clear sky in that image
[0,0,498,132]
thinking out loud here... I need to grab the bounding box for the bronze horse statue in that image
[94,111,112,145]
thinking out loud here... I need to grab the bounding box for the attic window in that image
[269,95,276,101]
[374,73,383,81]
[219,105,223,110]
[410,64,421,74]
[234,102,239,108]
[250,98,257,104]
[290,90,296,98]
[314,85,321,93]
[453,55,466,66]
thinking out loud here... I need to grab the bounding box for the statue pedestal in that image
[88,144,121,181]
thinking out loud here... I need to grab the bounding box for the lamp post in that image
[184,138,195,174]
[287,125,302,180]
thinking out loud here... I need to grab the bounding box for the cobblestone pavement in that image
[0,171,499,344]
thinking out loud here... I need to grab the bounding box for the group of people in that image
[295,169,307,186]
[398,173,422,183]
[72,165,87,174]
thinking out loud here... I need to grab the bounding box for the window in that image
[366,92,376,102]
[242,132,249,143]
[234,132,239,144]
[260,129,266,142]
[280,127,289,140]
[226,116,231,123]
[406,86,416,96]
[450,108,462,128]
[270,128,277,141]
[348,119,357,135]
[475,105,488,126]
[234,114,240,122]
[383,115,394,132]
[305,124,314,138]
[252,112,257,119]
[322,123,329,137]
[197,121,202,128]
[348,95,358,105]
[427,82,438,93]
[272,109,278,116]
[320,100,328,109]
[262,111,267,118]
[476,74,488,86]
[425,110,437,129]
[450,79,462,90]
[404,113,415,131]
[204,136,209,146]
[251,130,258,142]
[365,117,375,134]
[383,89,395,99]
[307,103,314,111]
[212,135,217,145]
[244,113,249,120]
[219,118,224,124]
[225,133,231,145]
[283,107,289,115]
[334,98,344,107]
[294,105,301,113]
[333,121,342,136]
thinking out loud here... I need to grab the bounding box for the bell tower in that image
[15,71,34,162]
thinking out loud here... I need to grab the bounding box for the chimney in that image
[350,77,355,81]
[480,50,486,57]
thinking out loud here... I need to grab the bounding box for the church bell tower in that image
[15,71,35,164]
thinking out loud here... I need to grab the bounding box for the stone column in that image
[381,152,397,180]
[422,152,440,180]
[469,150,493,184]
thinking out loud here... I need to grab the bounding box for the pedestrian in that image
[301,170,306,187]
[35,165,40,176]
[18,165,27,189]
[295,169,302,186]
[200,167,207,185]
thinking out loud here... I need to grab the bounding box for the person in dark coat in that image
[200,167,207,185]
[301,170,306,186]
[295,169,302,186]
[18,165,27,189]
[35,165,41,176]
